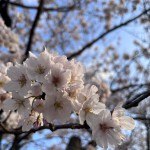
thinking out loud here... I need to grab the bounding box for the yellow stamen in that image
[36,65,45,74]
[18,74,27,87]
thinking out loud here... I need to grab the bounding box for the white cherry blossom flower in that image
[29,82,42,96]
[79,95,106,125]
[24,50,51,82]
[64,84,83,113]
[2,92,32,118]
[42,63,71,94]
[21,111,39,131]
[32,99,45,113]
[53,54,68,65]
[90,110,125,149]
[44,92,72,123]
[0,48,135,145]
[112,103,135,130]
[64,59,84,86]
[4,64,31,96]
[78,85,98,104]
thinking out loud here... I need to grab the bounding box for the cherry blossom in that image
[5,64,31,96]
[89,110,125,149]
[21,111,39,131]
[0,50,135,148]
[24,50,51,82]
[112,103,135,130]
[32,99,45,113]
[64,59,84,86]
[79,95,106,125]
[42,63,71,93]
[44,92,72,123]
[2,92,32,118]
[78,85,99,104]
[64,84,83,113]
[29,82,42,97]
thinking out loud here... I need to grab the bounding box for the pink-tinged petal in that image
[107,130,120,147]
[2,99,17,111]
[99,109,111,123]
[119,116,135,130]
[7,66,21,80]
[4,81,20,92]
[92,126,99,140]
[79,110,85,125]
[57,109,70,123]
[86,113,96,127]
[92,102,106,114]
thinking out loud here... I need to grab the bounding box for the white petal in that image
[4,81,20,92]
[92,102,106,114]
[79,110,85,125]
[2,99,17,111]
[100,109,111,123]
[119,116,135,130]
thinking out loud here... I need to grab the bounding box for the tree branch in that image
[0,122,87,135]
[23,0,44,61]
[67,7,150,59]
[123,91,150,109]
[10,135,21,150]
[7,1,78,12]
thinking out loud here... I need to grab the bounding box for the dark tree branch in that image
[2,111,12,124]
[23,0,44,61]
[0,0,12,27]
[0,123,87,135]
[7,1,78,12]
[10,135,21,150]
[133,117,150,121]
[67,7,150,59]
[123,91,150,109]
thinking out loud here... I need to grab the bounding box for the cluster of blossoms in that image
[0,18,19,53]
[1,50,135,149]
[0,61,12,108]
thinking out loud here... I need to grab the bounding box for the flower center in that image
[0,81,4,87]
[68,91,77,99]
[18,74,27,88]
[69,75,75,84]
[83,107,92,113]
[52,76,60,87]
[99,123,112,132]
[36,65,45,75]
[17,99,25,107]
[54,101,63,110]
